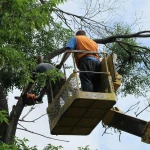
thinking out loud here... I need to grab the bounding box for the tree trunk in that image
[0,84,24,144]
[5,97,24,144]
[0,85,9,142]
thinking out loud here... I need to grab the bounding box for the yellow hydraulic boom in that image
[102,107,150,144]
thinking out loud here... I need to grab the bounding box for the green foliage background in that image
[0,0,150,149]
[0,0,71,91]
[104,23,150,97]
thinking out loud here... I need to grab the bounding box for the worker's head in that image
[76,30,86,36]
[33,55,43,64]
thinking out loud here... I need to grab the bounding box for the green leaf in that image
[0,110,8,124]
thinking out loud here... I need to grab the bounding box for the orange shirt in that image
[74,36,100,67]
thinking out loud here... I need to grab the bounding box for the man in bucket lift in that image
[56,30,100,92]
[20,56,65,106]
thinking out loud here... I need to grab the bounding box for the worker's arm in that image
[56,37,77,70]
[56,49,71,69]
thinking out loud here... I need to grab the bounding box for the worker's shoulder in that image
[75,35,96,42]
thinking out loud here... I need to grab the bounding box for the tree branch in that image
[124,101,140,114]
[94,31,150,44]
[45,48,65,60]
[116,41,150,52]
[21,106,36,120]
[17,127,69,142]
[19,113,47,123]
[45,30,150,62]
[135,103,150,117]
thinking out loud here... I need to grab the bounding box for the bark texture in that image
[5,98,24,144]
[0,85,9,142]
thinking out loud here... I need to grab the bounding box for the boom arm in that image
[102,107,150,144]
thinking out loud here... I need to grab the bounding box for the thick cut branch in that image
[46,31,150,60]
[45,48,65,60]
[94,31,150,44]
